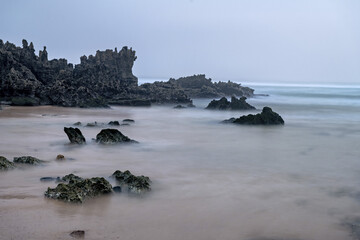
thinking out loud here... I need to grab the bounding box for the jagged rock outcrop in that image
[0,40,254,107]
[0,156,15,170]
[112,170,151,193]
[13,156,44,165]
[223,107,285,125]
[206,96,255,110]
[64,127,86,144]
[44,174,113,203]
[96,129,137,144]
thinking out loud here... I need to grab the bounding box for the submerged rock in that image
[122,119,135,123]
[64,127,86,144]
[112,170,151,193]
[224,107,284,125]
[73,122,82,126]
[70,230,85,239]
[40,177,61,182]
[86,122,98,127]
[174,104,186,109]
[108,121,120,126]
[96,129,137,144]
[13,156,44,165]
[44,175,112,203]
[0,156,15,170]
[206,96,255,110]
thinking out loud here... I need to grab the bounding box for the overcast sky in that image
[1,0,359,83]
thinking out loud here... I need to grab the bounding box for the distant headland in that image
[0,39,254,108]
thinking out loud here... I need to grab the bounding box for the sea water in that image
[0,81,360,240]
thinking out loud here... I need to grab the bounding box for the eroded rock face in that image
[0,156,15,170]
[44,175,112,203]
[224,107,284,125]
[13,156,44,165]
[64,127,86,144]
[96,129,137,144]
[112,170,151,193]
[206,96,255,110]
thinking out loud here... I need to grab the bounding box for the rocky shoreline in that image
[0,39,254,108]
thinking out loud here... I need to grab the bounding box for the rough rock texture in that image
[96,129,136,144]
[13,156,44,165]
[44,175,112,203]
[112,170,151,193]
[70,230,85,239]
[64,127,86,144]
[206,96,255,110]
[0,156,15,170]
[224,107,284,125]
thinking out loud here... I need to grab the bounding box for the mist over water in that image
[1,83,360,240]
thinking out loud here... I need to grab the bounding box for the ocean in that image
[0,81,360,240]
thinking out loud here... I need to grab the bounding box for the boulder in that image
[224,107,284,125]
[13,156,44,165]
[112,170,151,193]
[64,127,86,144]
[108,121,120,126]
[0,156,15,170]
[206,96,255,110]
[96,129,137,144]
[44,175,112,203]
[70,230,85,239]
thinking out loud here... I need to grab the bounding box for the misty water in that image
[1,83,360,240]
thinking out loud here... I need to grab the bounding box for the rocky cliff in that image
[0,40,254,107]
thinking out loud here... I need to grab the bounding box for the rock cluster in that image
[0,40,254,107]
[112,170,151,193]
[223,107,284,125]
[206,96,255,110]
[0,155,44,170]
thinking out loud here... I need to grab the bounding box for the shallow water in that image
[1,84,360,240]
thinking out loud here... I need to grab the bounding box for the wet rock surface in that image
[96,129,137,144]
[44,174,112,203]
[64,127,86,144]
[224,107,284,125]
[108,121,120,126]
[13,156,44,165]
[70,230,85,239]
[206,96,255,110]
[0,156,15,170]
[112,170,151,193]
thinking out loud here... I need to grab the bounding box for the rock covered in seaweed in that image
[112,170,151,193]
[13,156,44,165]
[96,129,137,144]
[206,96,255,110]
[64,127,86,144]
[44,174,112,203]
[224,107,284,125]
[0,156,15,170]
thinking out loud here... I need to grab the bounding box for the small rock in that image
[224,106,285,125]
[112,170,151,193]
[70,230,85,238]
[56,154,65,160]
[108,121,120,126]
[73,122,82,126]
[64,127,86,144]
[174,104,186,109]
[40,177,60,182]
[206,96,255,110]
[13,156,44,165]
[122,119,135,123]
[96,129,137,144]
[86,122,97,127]
[0,156,15,170]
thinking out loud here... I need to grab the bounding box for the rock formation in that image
[0,156,15,170]
[206,96,255,110]
[223,107,285,125]
[96,129,137,144]
[0,40,255,107]
[13,156,44,165]
[112,170,151,193]
[64,127,86,144]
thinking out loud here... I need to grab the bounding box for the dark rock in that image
[45,176,112,203]
[13,156,44,165]
[122,119,135,123]
[86,121,98,127]
[40,177,61,182]
[96,129,137,144]
[70,230,85,239]
[206,96,255,110]
[64,127,86,144]
[108,121,120,126]
[224,107,285,125]
[108,99,151,106]
[113,186,122,193]
[56,154,65,160]
[174,104,186,109]
[61,173,83,183]
[112,170,151,193]
[0,156,15,170]
[73,122,81,126]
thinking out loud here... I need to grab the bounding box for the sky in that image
[0,0,359,83]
